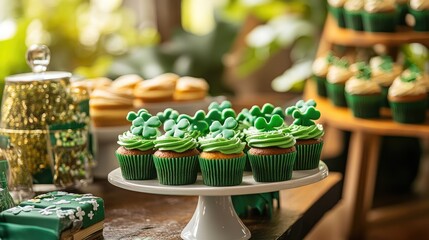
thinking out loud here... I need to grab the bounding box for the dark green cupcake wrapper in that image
[153,155,198,185]
[199,155,246,186]
[389,99,428,124]
[345,93,382,118]
[344,10,364,31]
[396,3,408,25]
[329,6,346,28]
[381,86,390,108]
[313,75,328,97]
[326,82,347,107]
[115,152,157,180]
[362,11,397,32]
[409,9,429,31]
[248,151,296,182]
[294,141,323,170]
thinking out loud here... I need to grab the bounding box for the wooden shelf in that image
[322,15,429,48]
[304,80,429,138]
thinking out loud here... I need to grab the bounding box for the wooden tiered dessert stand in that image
[306,15,429,240]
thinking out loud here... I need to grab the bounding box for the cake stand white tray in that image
[108,161,329,240]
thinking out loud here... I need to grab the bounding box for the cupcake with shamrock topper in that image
[153,118,200,185]
[177,110,209,138]
[402,65,429,108]
[156,108,179,125]
[344,0,365,31]
[370,56,402,107]
[326,58,353,107]
[285,100,324,170]
[328,0,347,28]
[388,73,428,123]
[408,0,429,31]
[246,115,296,182]
[312,52,336,97]
[115,109,161,180]
[345,63,382,118]
[362,0,397,32]
[198,117,246,186]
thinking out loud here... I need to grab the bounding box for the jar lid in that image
[5,44,71,82]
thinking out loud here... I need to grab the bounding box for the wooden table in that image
[305,80,429,239]
[77,172,342,239]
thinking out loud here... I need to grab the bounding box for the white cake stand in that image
[108,161,329,240]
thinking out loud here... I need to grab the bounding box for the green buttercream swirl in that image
[199,136,245,154]
[288,124,324,140]
[154,135,197,153]
[117,131,155,151]
[246,130,295,148]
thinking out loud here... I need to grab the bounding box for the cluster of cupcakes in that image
[312,52,429,123]
[328,0,429,32]
[115,100,325,186]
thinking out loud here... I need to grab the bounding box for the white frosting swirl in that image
[416,73,429,91]
[410,0,429,10]
[328,0,346,7]
[369,56,384,69]
[388,76,427,97]
[365,0,396,12]
[372,65,402,86]
[327,65,353,84]
[346,76,381,94]
[345,0,364,11]
[312,57,331,76]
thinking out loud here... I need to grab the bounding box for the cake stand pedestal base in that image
[181,195,251,240]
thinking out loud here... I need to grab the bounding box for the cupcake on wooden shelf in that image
[285,99,324,170]
[115,109,161,180]
[408,0,429,31]
[198,117,246,186]
[370,56,402,108]
[403,65,429,108]
[388,72,428,123]
[326,58,353,107]
[344,0,365,31]
[312,52,336,97]
[362,0,397,32]
[345,63,382,118]
[328,0,347,28]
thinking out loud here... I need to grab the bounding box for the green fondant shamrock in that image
[164,119,190,138]
[178,110,209,134]
[379,56,393,73]
[407,64,422,75]
[129,111,161,138]
[237,108,251,122]
[254,115,284,132]
[208,100,232,111]
[222,108,236,120]
[285,99,316,116]
[209,117,238,139]
[156,108,179,124]
[326,52,336,64]
[291,106,320,126]
[206,108,237,125]
[400,72,418,83]
[355,63,371,80]
[126,109,148,122]
[249,103,285,124]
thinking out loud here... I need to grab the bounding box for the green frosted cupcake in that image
[326,58,352,107]
[115,109,161,180]
[408,0,429,31]
[198,117,246,186]
[312,52,336,97]
[285,99,324,170]
[328,0,347,28]
[153,118,201,185]
[344,0,364,30]
[362,0,397,32]
[246,115,296,182]
[345,63,382,118]
[388,73,428,123]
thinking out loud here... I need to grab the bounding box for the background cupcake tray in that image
[108,161,329,240]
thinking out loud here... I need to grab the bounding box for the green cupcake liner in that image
[396,3,408,25]
[248,151,296,182]
[389,99,428,124]
[243,146,252,171]
[199,155,246,186]
[313,75,328,97]
[329,6,346,28]
[326,82,348,107]
[345,93,382,118]
[380,86,390,108]
[409,9,429,32]
[115,152,157,180]
[344,10,364,31]
[294,141,323,170]
[362,11,397,32]
[153,155,198,185]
